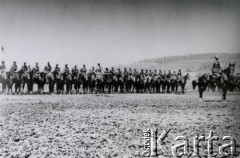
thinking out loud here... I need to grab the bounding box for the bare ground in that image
[0,91,240,158]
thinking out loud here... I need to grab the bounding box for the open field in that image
[0,92,240,157]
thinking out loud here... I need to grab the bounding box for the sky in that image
[0,0,240,69]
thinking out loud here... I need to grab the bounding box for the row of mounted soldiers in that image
[0,61,189,94]
[0,61,184,80]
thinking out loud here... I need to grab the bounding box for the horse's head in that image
[66,73,72,80]
[60,74,64,80]
[185,73,190,80]
[228,63,235,77]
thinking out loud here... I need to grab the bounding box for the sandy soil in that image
[0,92,240,158]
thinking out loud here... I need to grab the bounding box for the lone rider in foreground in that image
[212,56,221,78]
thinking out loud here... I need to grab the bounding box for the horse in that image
[221,63,235,100]
[104,73,113,94]
[88,73,96,94]
[0,71,12,93]
[177,73,190,94]
[45,72,55,94]
[79,73,89,94]
[143,76,150,93]
[160,75,169,93]
[112,74,118,93]
[125,75,134,93]
[170,75,178,93]
[53,71,64,94]
[134,74,142,93]
[208,74,221,91]
[194,63,235,101]
[149,76,157,93]
[117,74,124,93]
[64,73,72,94]
[18,70,33,93]
[96,73,104,94]
[72,73,81,94]
[0,71,7,92]
[10,71,22,94]
[193,73,209,101]
[34,72,46,94]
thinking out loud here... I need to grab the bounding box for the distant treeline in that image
[119,53,240,73]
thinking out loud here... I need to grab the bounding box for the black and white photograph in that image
[0,0,240,157]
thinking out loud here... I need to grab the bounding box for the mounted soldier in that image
[171,71,177,79]
[0,61,6,76]
[123,68,128,77]
[44,62,53,83]
[10,61,18,72]
[153,70,158,78]
[149,70,153,77]
[26,65,31,73]
[80,64,87,74]
[110,67,116,76]
[54,64,61,74]
[144,70,149,78]
[116,68,122,79]
[10,61,18,78]
[63,64,70,75]
[90,67,95,75]
[162,70,166,79]
[21,62,28,73]
[166,70,171,81]
[133,68,138,76]
[32,62,39,74]
[177,69,183,81]
[128,68,132,76]
[103,67,110,77]
[44,62,52,73]
[158,70,162,77]
[95,63,103,76]
[212,56,221,78]
[72,65,79,76]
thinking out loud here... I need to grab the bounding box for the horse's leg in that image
[222,85,227,100]
[182,84,185,94]
[21,80,24,93]
[199,87,203,102]
[175,83,178,93]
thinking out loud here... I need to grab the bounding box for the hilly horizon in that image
[119,53,240,74]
